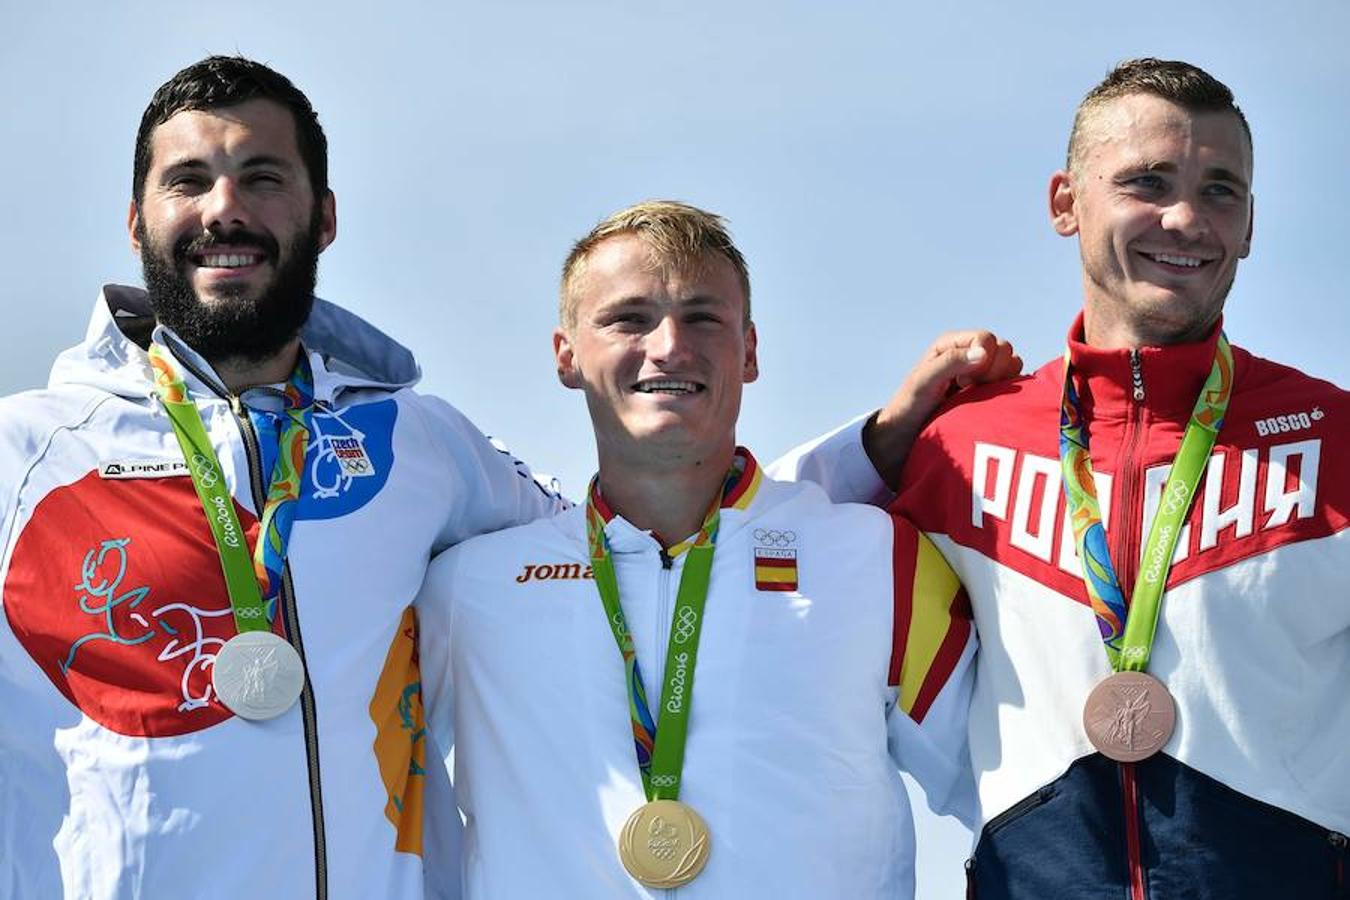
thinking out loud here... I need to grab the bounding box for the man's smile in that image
[632,377,705,395]
[194,250,265,269]
[1134,247,1219,274]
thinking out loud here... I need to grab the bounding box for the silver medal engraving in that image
[212,631,305,720]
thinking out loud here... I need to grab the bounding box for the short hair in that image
[133,56,329,204]
[560,200,752,332]
[1067,58,1252,174]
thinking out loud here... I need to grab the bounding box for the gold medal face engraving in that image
[1082,671,1176,762]
[618,799,710,888]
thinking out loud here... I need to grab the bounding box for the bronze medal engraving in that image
[618,799,711,888]
[1082,671,1175,762]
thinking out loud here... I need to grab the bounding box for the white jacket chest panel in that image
[445,494,911,898]
[946,528,1350,834]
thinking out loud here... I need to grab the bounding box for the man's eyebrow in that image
[594,294,733,313]
[601,295,655,309]
[1204,166,1249,189]
[159,154,296,172]
[160,158,210,173]
[1125,159,1178,174]
[239,154,296,170]
[1116,159,1250,191]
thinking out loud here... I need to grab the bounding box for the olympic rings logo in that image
[650,774,679,788]
[190,453,220,489]
[671,606,698,644]
[753,528,796,547]
[1160,478,1191,517]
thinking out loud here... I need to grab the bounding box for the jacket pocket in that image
[981,783,1060,838]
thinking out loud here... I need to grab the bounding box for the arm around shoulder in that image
[884,513,978,826]
[410,393,570,552]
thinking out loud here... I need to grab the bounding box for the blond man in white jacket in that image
[419,201,991,899]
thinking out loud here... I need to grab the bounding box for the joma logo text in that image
[515,563,594,583]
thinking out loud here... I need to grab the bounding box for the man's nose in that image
[646,315,692,362]
[200,176,251,232]
[1160,197,1208,240]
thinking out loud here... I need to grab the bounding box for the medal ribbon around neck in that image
[148,343,315,633]
[586,461,745,801]
[1059,334,1233,671]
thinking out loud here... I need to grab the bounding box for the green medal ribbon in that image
[585,476,725,802]
[1059,335,1235,671]
[147,343,313,634]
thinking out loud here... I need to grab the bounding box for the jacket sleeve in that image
[416,545,459,762]
[764,413,893,506]
[412,394,571,553]
[414,545,464,899]
[884,513,977,827]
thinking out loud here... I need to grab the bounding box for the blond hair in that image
[560,200,751,331]
[1067,58,1252,175]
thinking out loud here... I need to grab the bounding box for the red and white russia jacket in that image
[787,316,1349,897]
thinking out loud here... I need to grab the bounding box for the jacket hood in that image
[49,284,422,403]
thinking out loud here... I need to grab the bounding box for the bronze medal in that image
[1082,670,1175,762]
[618,799,711,888]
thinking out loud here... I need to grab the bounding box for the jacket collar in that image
[49,285,422,407]
[592,448,764,556]
[1065,311,1226,422]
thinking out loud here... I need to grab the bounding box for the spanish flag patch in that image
[754,547,798,591]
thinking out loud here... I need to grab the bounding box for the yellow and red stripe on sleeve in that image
[888,516,972,724]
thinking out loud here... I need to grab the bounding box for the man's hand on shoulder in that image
[863,330,1021,488]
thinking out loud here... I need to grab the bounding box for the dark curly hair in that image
[133,55,328,203]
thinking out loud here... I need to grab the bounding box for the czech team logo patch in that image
[4,470,274,737]
[752,528,799,591]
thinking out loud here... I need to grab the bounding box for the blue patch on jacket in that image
[250,399,397,520]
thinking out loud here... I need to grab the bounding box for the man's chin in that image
[619,420,737,459]
[1128,294,1223,344]
[189,271,270,305]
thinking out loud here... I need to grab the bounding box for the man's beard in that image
[138,212,322,367]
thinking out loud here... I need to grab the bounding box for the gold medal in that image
[618,799,711,888]
[1082,670,1176,762]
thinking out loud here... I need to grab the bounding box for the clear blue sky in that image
[4,2,1347,895]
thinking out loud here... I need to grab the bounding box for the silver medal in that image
[212,631,305,720]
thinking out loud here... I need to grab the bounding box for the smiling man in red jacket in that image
[790,58,1349,899]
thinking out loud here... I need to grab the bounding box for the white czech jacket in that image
[0,286,563,900]
[418,450,977,900]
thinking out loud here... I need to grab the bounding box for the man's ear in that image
[742,321,759,384]
[553,327,582,389]
[317,190,337,252]
[128,201,143,254]
[1049,170,1079,237]
[1240,193,1254,259]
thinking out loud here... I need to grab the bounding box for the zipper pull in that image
[1128,349,1145,402]
[659,548,674,570]
[229,394,245,416]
